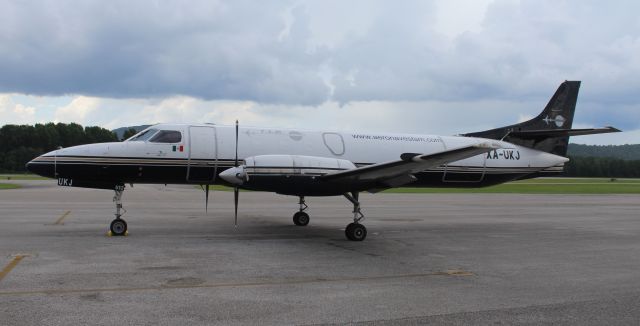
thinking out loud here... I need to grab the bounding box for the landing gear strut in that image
[110,185,127,236]
[293,196,310,226]
[344,192,367,241]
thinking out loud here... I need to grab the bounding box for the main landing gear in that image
[109,185,128,236]
[293,196,310,226]
[292,193,368,241]
[344,192,367,241]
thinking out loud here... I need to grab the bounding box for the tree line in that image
[568,143,640,161]
[564,156,640,178]
[1,123,639,177]
[0,123,119,172]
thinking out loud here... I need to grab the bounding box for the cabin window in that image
[150,130,182,143]
[128,128,158,141]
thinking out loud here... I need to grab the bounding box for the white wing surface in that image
[321,142,501,188]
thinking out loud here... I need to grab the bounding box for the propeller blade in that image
[233,120,239,227]
[205,184,210,213]
[234,186,239,227]
[235,120,239,167]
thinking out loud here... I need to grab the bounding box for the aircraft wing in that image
[321,142,500,188]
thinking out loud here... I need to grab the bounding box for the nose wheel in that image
[110,218,128,236]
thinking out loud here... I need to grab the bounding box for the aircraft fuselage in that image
[27,123,567,195]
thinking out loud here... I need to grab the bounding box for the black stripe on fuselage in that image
[28,155,559,189]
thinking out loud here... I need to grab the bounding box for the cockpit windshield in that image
[127,128,158,141]
[149,130,182,143]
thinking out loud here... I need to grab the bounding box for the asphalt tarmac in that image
[1,181,639,325]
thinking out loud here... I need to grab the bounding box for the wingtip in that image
[604,126,622,132]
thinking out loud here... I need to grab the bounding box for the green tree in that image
[1,147,43,172]
[0,122,119,172]
[121,128,139,141]
[564,156,640,178]
[85,126,118,143]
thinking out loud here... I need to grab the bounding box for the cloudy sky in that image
[1,0,638,144]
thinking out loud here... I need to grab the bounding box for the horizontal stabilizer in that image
[509,126,621,139]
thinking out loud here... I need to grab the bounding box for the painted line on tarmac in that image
[54,210,71,225]
[0,269,473,296]
[0,255,28,283]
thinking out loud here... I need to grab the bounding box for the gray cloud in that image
[329,0,640,106]
[0,0,639,134]
[0,0,330,105]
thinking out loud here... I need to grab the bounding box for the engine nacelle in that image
[220,155,356,196]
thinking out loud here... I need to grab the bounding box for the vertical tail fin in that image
[515,80,580,132]
[464,81,581,156]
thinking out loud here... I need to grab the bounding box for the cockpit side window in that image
[128,128,158,141]
[149,130,182,143]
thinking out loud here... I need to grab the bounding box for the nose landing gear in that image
[109,184,128,236]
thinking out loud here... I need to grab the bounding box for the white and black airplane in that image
[27,81,619,241]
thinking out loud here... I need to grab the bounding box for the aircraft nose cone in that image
[25,156,55,178]
[220,167,245,185]
[25,160,34,173]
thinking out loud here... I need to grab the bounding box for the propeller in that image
[205,184,210,213]
[199,184,211,213]
[234,120,239,227]
[234,185,239,227]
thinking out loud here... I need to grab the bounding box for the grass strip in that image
[0,183,21,190]
[0,174,50,181]
[384,178,640,194]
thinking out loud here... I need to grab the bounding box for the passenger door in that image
[187,126,217,182]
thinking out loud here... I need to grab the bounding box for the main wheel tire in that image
[345,223,367,241]
[110,218,128,236]
[293,212,310,226]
